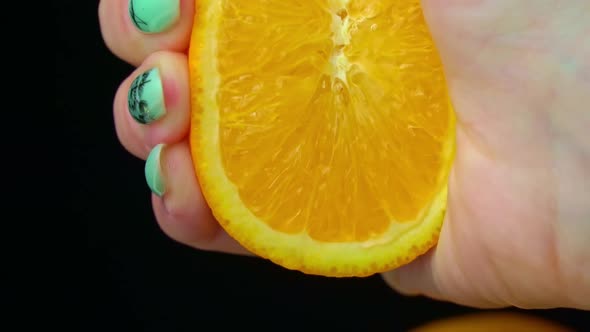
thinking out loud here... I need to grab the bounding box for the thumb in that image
[380,224,506,309]
[381,249,446,299]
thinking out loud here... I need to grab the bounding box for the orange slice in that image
[188,0,455,277]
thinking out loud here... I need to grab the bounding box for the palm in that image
[407,0,590,308]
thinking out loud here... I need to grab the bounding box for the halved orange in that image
[188,0,455,277]
[409,312,574,332]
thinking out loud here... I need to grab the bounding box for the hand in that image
[381,0,590,310]
[99,0,590,310]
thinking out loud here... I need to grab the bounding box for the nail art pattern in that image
[129,0,149,31]
[128,69,157,124]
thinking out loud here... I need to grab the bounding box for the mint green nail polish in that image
[129,0,180,34]
[145,144,166,197]
[128,68,166,124]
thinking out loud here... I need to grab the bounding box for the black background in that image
[60,1,589,330]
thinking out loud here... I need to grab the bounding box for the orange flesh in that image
[216,0,451,242]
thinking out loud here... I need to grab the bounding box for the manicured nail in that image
[145,144,166,197]
[128,68,166,124]
[129,0,180,34]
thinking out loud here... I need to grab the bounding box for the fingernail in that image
[128,68,166,124]
[145,144,166,197]
[128,0,180,34]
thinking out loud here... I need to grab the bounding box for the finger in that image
[113,51,190,159]
[145,141,251,256]
[99,0,194,66]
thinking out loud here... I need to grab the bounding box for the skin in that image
[99,0,589,309]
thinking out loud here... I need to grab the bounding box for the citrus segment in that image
[189,0,455,277]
